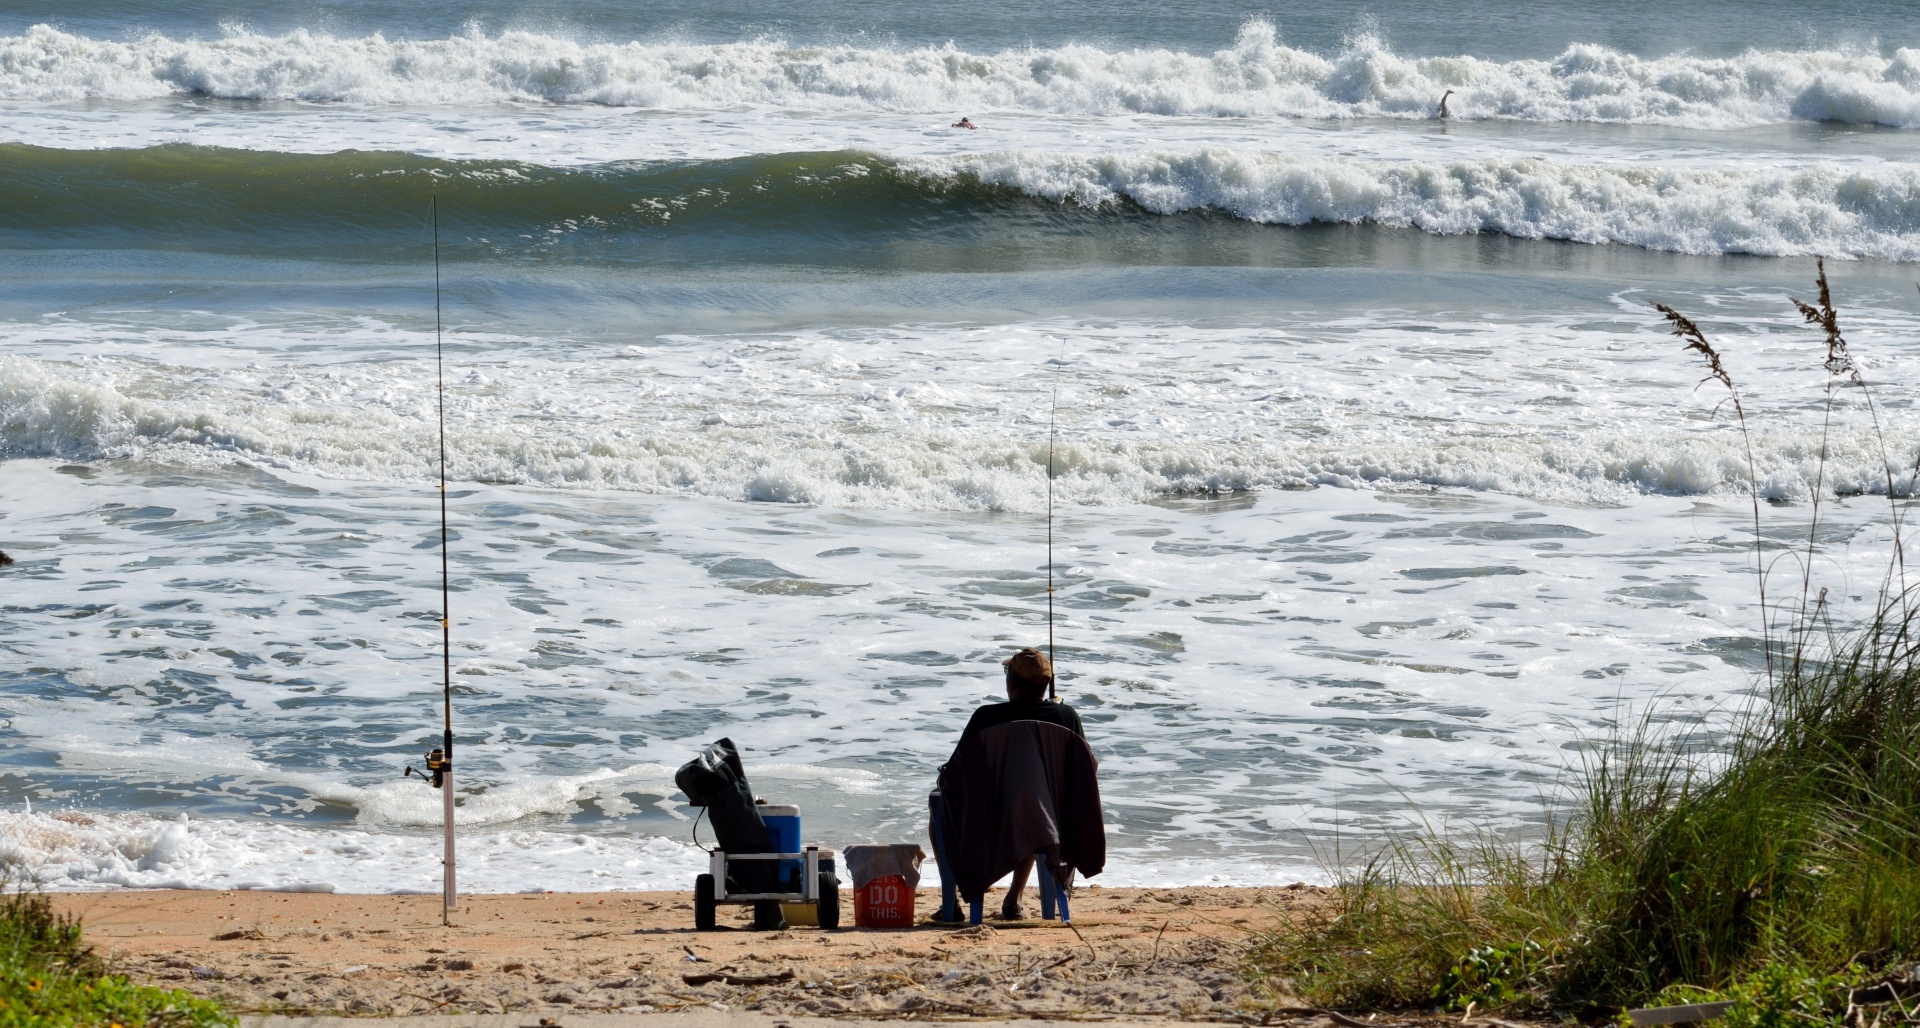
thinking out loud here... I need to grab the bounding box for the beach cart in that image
[695,845,840,930]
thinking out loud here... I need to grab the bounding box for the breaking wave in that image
[4,21,1919,128]
[920,150,1920,261]
[3,347,1914,510]
[5,144,1919,261]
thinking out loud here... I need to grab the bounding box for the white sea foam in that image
[914,150,1920,261]
[0,808,707,892]
[0,808,1316,891]
[5,702,683,827]
[1,457,1825,889]
[4,305,1916,511]
[3,21,1918,128]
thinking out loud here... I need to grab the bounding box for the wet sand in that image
[54,885,1320,1019]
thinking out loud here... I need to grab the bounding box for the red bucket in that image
[853,874,915,928]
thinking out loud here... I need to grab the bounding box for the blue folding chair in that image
[929,789,1070,924]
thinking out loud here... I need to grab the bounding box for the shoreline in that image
[54,886,1312,1020]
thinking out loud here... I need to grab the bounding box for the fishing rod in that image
[1044,336,1073,703]
[404,195,457,926]
[1046,383,1057,702]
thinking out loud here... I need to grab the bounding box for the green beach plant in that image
[1244,266,1920,1020]
[0,886,231,1028]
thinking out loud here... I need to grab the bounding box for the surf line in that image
[403,195,458,926]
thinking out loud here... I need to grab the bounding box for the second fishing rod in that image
[401,195,457,927]
[1046,381,1058,702]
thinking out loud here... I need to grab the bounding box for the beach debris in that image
[1066,919,1098,961]
[191,965,224,980]
[683,969,795,987]
[682,945,701,962]
[1848,980,1920,1007]
[1627,1001,1735,1026]
[340,964,370,975]
[212,927,267,941]
[444,959,474,971]
[1853,983,1900,1006]
[1325,1012,1413,1028]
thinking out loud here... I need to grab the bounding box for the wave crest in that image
[3,21,1919,127]
[6,144,1917,261]
[922,150,1920,260]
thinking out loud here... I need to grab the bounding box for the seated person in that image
[945,646,1083,919]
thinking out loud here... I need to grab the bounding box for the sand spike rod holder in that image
[402,195,457,925]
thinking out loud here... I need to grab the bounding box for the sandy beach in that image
[54,885,1314,1020]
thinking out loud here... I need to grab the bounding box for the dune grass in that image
[0,888,231,1028]
[1244,265,1920,1020]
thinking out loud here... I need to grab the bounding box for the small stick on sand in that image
[1065,920,1098,962]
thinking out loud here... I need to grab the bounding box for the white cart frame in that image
[707,846,835,903]
[695,846,839,930]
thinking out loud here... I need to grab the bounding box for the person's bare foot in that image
[999,900,1026,920]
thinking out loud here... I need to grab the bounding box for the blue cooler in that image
[760,803,822,926]
[759,804,801,889]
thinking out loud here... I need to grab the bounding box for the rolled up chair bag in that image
[675,737,777,895]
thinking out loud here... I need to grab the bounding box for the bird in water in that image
[1438,90,1454,119]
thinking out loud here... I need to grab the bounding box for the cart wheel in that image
[694,874,717,931]
[816,872,840,930]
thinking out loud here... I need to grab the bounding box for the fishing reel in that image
[405,748,451,790]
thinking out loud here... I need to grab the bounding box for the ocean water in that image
[0,0,1917,893]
